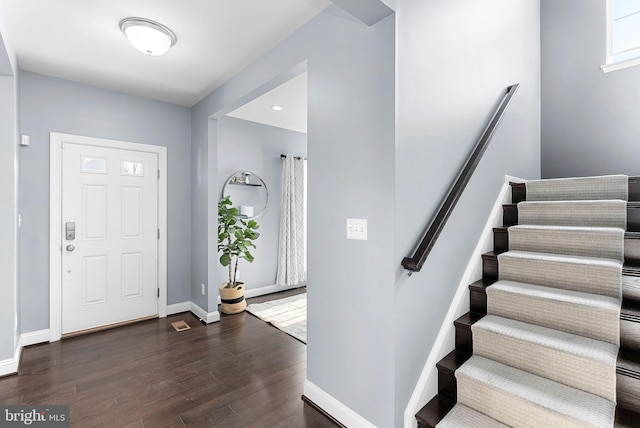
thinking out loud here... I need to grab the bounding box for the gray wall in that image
[0,0,19,361]
[19,71,192,333]
[217,117,307,289]
[191,6,396,426]
[394,0,540,424]
[541,0,640,178]
[189,111,211,312]
[0,76,19,360]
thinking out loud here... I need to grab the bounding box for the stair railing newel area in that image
[414,175,640,427]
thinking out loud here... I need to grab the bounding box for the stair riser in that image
[438,368,457,402]
[494,228,640,264]
[415,395,456,428]
[456,318,640,412]
[621,318,640,351]
[510,182,526,203]
[472,325,617,401]
[503,254,622,300]
[483,254,640,305]
[632,177,640,202]
[470,290,487,314]
[456,326,473,355]
[509,177,640,203]
[485,253,592,284]
[626,237,640,263]
[616,407,640,426]
[622,274,640,308]
[502,204,640,232]
[456,375,600,428]
[471,288,639,346]
[486,287,620,345]
[482,255,498,281]
[617,373,640,412]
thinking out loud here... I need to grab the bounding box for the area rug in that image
[246,293,307,343]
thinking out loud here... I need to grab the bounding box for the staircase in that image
[415,175,640,427]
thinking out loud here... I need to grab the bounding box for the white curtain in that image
[276,154,307,286]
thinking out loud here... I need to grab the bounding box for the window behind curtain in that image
[603,0,640,72]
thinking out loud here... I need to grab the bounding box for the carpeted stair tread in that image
[508,225,625,261]
[415,175,633,428]
[472,315,618,401]
[525,174,628,202]
[518,200,627,229]
[436,404,508,428]
[487,280,621,344]
[456,355,616,428]
[498,250,622,298]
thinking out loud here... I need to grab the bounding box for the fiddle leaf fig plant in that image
[217,195,260,287]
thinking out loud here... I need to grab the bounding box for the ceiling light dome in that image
[120,17,177,56]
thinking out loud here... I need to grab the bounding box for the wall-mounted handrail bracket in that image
[401,84,520,273]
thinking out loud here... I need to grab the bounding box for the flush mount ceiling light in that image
[119,17,177,56]
[271,105,283,111]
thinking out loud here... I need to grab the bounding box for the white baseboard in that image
[303,380,376,428]
[166,301,220,323]
[167,284,307,314]
[403,176,523,428]
[0,329,53,377]
[167,285,304,319]
[166,301,191,315]
[190,302,220,324]
[0,336,22,377]
[216,283,306,304]
[21,329,50,346]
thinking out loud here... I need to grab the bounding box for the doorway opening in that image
[215,67,308,342]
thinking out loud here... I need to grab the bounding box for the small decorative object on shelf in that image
[240,205,254,217]
[244,171,251,184]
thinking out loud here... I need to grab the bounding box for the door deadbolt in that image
[66,244,75,252]
[65,222,75,241]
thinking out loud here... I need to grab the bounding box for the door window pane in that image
[81,157,107,174]
[121,161,144,176]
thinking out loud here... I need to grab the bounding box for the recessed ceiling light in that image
[120,17,177,56]
[271,105,283,111]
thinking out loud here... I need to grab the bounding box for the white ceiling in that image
[2,0,329,107]
[227,72,307,133]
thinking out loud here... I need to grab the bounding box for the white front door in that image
[61,142,159,334]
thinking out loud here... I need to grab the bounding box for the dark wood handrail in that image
[401,84,520,273]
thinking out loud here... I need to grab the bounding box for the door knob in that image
[66,245,75,252]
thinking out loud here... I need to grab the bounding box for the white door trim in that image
[49,132,167,342]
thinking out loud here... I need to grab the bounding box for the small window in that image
[603,0,640,72]
[81,157,107,174]
[121,160,144,176]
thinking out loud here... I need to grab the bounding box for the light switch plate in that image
[346,218,367,240]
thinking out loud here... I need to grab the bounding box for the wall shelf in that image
[229,182,262,187]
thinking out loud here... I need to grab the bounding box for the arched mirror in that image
[221,171,269,220]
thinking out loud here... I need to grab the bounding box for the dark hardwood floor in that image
[0,289,338,427]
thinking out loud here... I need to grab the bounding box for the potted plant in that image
[217,195,260,314]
